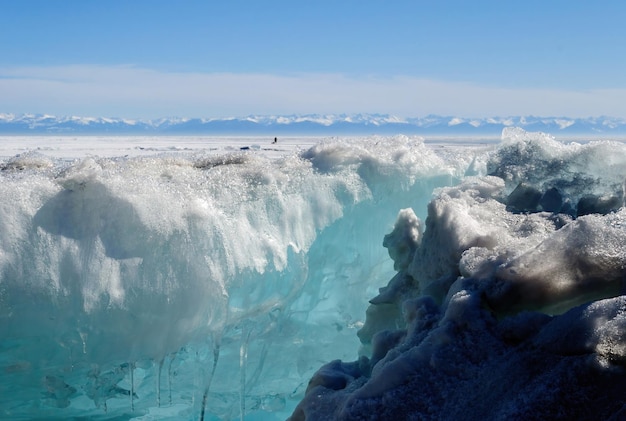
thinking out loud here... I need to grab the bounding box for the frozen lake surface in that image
[0,136,322,160]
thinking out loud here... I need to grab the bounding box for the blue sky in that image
[1,1,626,118]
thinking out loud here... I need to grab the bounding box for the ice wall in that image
[291,128,626,420]
[0,136,471,420]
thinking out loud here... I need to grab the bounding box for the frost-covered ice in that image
[291,129,626,421]
[1,130,626,420]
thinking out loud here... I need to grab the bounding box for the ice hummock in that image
[290,128,626,420]
[0,135,470,420]
[2,130,626,420]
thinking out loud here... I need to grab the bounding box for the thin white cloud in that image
[1,65,625,118]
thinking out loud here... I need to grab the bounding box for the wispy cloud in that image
[1,65,625,118]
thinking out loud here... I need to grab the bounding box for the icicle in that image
[167,353,174,406]
[156,358,164,407]
[130,362,135,412]
[199,335,221,421]
[239,324,252,421]
[79,330,88,354]
[246,340,268,391]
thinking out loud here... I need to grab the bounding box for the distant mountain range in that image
[2,113,626,136]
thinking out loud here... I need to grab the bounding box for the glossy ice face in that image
[0,135,465,419]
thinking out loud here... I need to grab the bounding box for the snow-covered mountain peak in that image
[1,113,626,135]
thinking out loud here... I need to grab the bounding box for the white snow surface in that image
[0,135,318,160]
[1,130,626,420]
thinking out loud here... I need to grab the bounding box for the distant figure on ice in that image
[273,137,277,144]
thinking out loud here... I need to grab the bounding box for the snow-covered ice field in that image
[0,135,324,160]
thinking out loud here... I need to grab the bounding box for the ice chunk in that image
[506,182,542,213]
[291,130,626,420]
[0,136,466,419]
[486,210,626,315]
[539,186,563,213]
[533,296,626,362]
[382,208,422,271]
